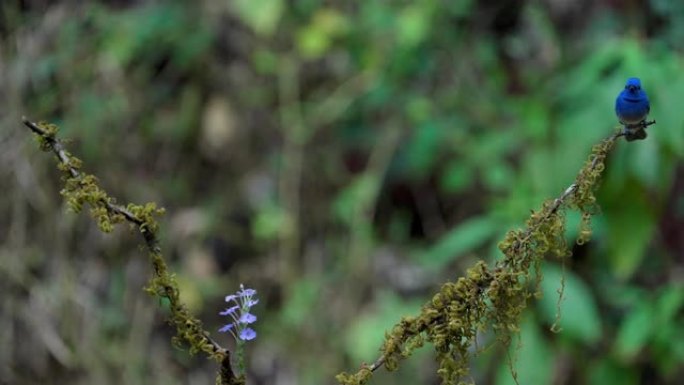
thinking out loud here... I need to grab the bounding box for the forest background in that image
[2,1,684,384]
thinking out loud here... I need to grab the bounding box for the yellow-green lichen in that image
[34,121,59,151]
[337,133,619,385]
[27,120,240,385]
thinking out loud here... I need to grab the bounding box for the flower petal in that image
[239,327,257,341]
[218,323,235,333]
[219,305,240,316]
[225,294,237,302]
[238,288,257,297]
[239,313,257,324]
[244,299,259,307]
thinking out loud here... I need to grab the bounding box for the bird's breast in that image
[621,96,647,103]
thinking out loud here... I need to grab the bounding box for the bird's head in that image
[625,77,642,93]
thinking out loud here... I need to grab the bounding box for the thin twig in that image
[367,355,386,372]
[22,117,145,226]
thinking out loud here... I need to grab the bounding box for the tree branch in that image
[21,117,241,385]
[339,129,630,383]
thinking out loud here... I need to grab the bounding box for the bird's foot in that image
[621,119,655,141]
[639,119,656,129]
[624,119,656,130]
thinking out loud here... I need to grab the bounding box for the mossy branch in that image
[21,117,243,385]
[22,114,651,385]
[337,129,640,385]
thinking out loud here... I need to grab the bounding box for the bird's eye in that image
[636,86,641,90]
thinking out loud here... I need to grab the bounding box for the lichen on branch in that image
[337,132,622,385]
[22,115,627,385]
[21,118,243,385]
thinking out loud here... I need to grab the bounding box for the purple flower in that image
[239,328,257,341]
[245,298,259,307]
[218,323,234,333]
[238,288,257,297]
[224,294,237,302]
[218,283,258,343]
[219,305,240,316]
[239,313,257,324]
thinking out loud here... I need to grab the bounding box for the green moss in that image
[27,119,618,385]
[337,134,619,385]
[34,121,59,151]
[28,120,240,385]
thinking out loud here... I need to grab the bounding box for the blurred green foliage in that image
[3,0,684,384]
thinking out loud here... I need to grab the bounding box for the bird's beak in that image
[628,85,637,92]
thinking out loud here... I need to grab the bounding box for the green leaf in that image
[604,188,657,280]
[614,299,654,360]
[396,5,431,47]
[538,264,602,344]
[296,26,331,58]
[482,161,515,192]
[630,133,660,187]
[417,216,498,269]
[332,175,377,225]
[588,359,638,385]
[651,68,684,156]
[296,9,349,58]
[656,284,684,321]
[440,160,474,193]
[344,292,423,364]
[405,122,443,176]
[406,96,433,123]
[655,325,684,375]
[231,0,283,36]
[281,278,321,327]
[253,203,289,240]
[651,284,684,373]
[518,98,550,141]
[496,315,553,385]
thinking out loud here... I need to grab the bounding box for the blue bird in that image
[615,77,651,141]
